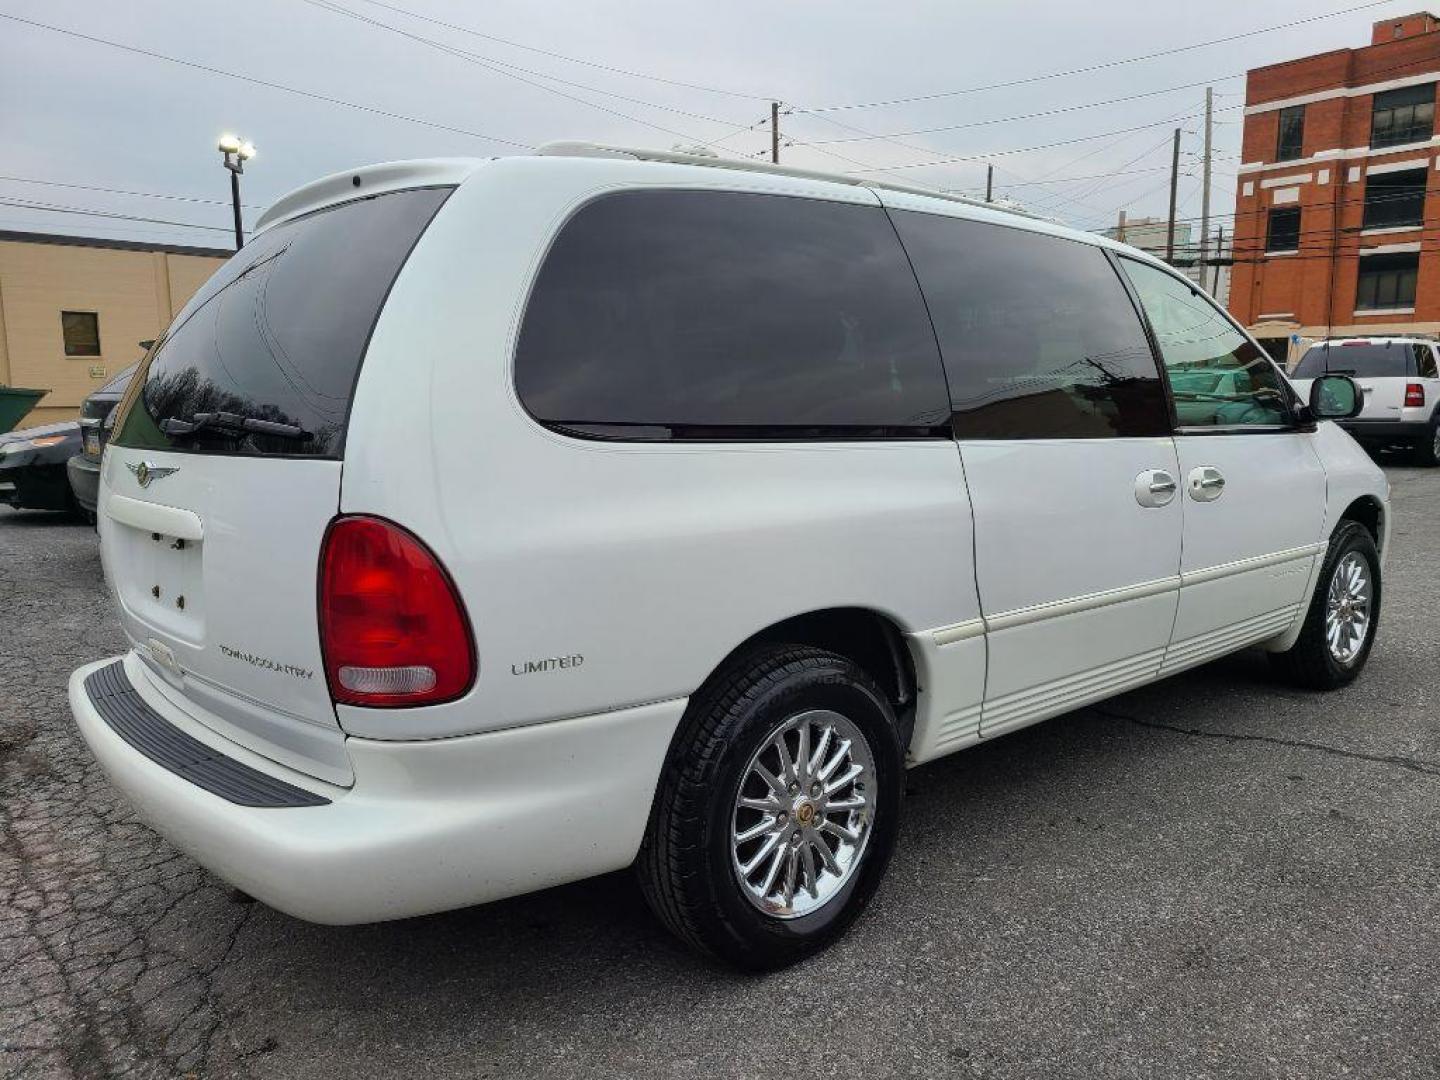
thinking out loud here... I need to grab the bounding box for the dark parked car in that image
[0,419,82,514]
[67,361,139,522]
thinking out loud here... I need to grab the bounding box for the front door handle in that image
[1134,469,1178,508]
[1188,465,1226,502]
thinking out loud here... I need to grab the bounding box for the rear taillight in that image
[319,516,475,707]
[1405,383,1426,407]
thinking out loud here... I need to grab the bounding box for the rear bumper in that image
[1339,418,1431,441]
[66,454,100,513]
[0,459,71,511]
[70,654,686,924]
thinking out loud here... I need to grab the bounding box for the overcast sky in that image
[0,0,1425,250]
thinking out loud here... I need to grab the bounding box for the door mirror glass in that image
[1310,374,1362,419]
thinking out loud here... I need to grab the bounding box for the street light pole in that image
[217,134,255,250]
[229,169,243,250]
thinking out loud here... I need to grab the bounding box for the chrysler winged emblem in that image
[128,461,178,489]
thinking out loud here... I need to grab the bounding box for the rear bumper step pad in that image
[83,660,330,808]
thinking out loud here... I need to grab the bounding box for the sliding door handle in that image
[1134,469,1178,508]
[1188,466,1226,502]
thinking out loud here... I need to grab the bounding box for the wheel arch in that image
[1337,494,1385,554]
[687,607,919,750]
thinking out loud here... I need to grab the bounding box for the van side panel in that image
[339,158,985,742]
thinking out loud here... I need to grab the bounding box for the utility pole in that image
[1117,209,1128,243]
[1199,86,1214,280]
[771,102,780,164]
[985,164,994,203]
[1166,127,1180,263]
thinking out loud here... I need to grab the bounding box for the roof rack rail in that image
[534,141,1035,220]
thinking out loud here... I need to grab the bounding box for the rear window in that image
[1292,342,1423,379]
[514,189,951,439]
[113,186,451,457]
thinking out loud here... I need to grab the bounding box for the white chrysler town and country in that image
[70,145,1388,969]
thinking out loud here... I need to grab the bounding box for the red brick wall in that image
[1228,18,1440,329]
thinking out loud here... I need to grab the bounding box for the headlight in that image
[29,435,68,448]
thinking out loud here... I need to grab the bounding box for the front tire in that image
[1269,520,1381,689]
[637,645,903,971]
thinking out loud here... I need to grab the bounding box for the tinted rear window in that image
[113,187,451,457]
[1292,342,1422,379]
[514,189,951,439]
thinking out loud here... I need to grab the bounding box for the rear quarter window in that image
[514,189,951,439]
[113,186,451,458]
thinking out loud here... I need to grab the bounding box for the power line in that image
[0,175,264,210]
[794,75,1245,146]
[796,0,1399,115]
[347,0,774,102]
[1080,185,1440,236]
[846,110,1239,175]
[0,10,531,150]
[299,0,751,143]
[0,198,245,234]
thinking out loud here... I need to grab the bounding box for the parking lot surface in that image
[2,464,1437,1080]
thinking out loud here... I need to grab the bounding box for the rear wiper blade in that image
[160,411,313,442]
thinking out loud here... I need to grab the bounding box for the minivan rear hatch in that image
[102,185,451,785]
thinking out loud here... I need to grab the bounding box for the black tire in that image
[1415,419,1440,467]
[1269,520,1382,690]
[637,644,903,971]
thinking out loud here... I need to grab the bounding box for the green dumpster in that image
[0,387,47,435]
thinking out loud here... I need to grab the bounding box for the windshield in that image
[1293,341,1423,379]
[112,186,451,457]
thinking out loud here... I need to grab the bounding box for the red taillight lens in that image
[319,516,475,707]
[1405,383,1426,407]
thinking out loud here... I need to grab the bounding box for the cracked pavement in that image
[2,462,1437,1080]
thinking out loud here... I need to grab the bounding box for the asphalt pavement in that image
[2,462,1436,1080]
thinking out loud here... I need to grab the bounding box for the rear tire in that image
[1269,520,1381,690]
[637,645,903,971]
[1415,421,1440,467]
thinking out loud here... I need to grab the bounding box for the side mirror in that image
[1309,374,1363,420]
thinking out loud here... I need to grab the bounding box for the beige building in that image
[0,231,228,428]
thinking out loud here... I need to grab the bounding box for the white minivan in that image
[70,145,1389,969]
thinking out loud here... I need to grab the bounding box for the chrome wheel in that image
[1325,552,1373,664]
[731,709,875,919]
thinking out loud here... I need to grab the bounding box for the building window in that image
[60,311,101,357]
[1371,84,1435,148]
[1355,252,1419,311]
[1276,105,1305,161]
[1362,168,1428,229]
[1266,207,1301,252]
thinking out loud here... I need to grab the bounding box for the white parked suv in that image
[70,145,1389,969]
[1289,337,1440,466]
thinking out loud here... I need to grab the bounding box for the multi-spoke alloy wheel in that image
[1271,521,1381,690]
[731,709,874,918]
[638,644,902,969]
[1325,552,1372,665]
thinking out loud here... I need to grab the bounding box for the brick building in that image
[1229,11,1440,366]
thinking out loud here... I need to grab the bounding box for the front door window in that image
[1120,258,1291,429]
